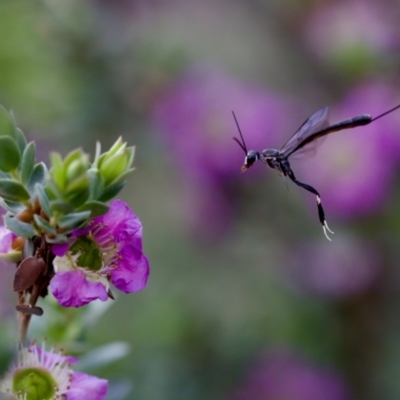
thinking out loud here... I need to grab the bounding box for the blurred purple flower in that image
[304,0,400,64]
[294,82,400,219]
[153,66,299,180]
[230,350,351,400]
[51,199,150,307]
[152,66,301,236]
[282,236,382,300]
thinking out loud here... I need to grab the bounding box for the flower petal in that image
[0,226,15,253]
[95,199,142,246]
[67,372,108,400]
[52,242,71,257]
[110,245,150,293]
[50,270,108,307]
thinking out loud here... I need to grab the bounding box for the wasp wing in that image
[280,107,330,159]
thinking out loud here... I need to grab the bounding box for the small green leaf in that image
[50,152,65,189]
[98,182,124,202]
[0,137,20,172]
[45,181,62,201]
[78,342,131,370]
[88,168,105,200]
[0,179,30,202]
[0,199,25,213]
[66,187,90,208]
[49,200,74,214]
[5,212,35,238]
[35,184,53,217]
[28,162,47,193]
[65,174,90,195]
[33,214,57,236]
[58,211,91,229]
[0,106,16,138]
[15,128,27,153]
[21,142,36,184]
[106,168,134,189]
[78,201,109,217]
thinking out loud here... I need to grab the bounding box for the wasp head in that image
[242,150,260,171]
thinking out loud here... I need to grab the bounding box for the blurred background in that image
[2,0,400,399]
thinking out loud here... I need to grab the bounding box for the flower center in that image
[13,367,56,400]
[69,236,102,271]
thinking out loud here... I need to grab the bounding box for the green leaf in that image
[0,136,20,172]
[49,200,74,214]
[65,174,90,195]
[64,148,85,168]
[78,342,131,370]
[15,128,27,154]
[45,181,62,201]
[35,184,52,217]
[0,199,25,213]
[5,212,35,238]
[78,201,109,217]
[66,187,90,208]
[57,211,91,229]
[106,168,134,189]
[0,106,16,138]
[33,214,57,236]
[98,182,124,202]
[50,152,65,189]
[88,168,105,200]
[21,142,36,184]
[28,162,47,193]
[0,179,30,202]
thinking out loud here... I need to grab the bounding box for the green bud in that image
[49,150,90,208]
[65,156,89,186]
[97,138,135,187]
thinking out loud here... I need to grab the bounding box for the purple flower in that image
[152,66,300,180]
[294,82,400,219]
[50,199,150,307]
[282,236,382,300]
[230,350,351,400]
[0,341,108,400]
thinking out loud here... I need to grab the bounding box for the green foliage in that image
[0,106,135,240]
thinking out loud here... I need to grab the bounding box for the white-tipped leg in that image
[316,196,334,241]
[322,221,334,241]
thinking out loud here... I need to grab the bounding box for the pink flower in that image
[50,199,150,307]
[0,341,108,400]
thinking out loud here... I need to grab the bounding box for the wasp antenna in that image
[232,111,248,154]
[371,103,400,122]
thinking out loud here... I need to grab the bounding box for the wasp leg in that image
[286,169,333,240]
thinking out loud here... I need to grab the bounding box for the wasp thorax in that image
[262,148,280,158]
